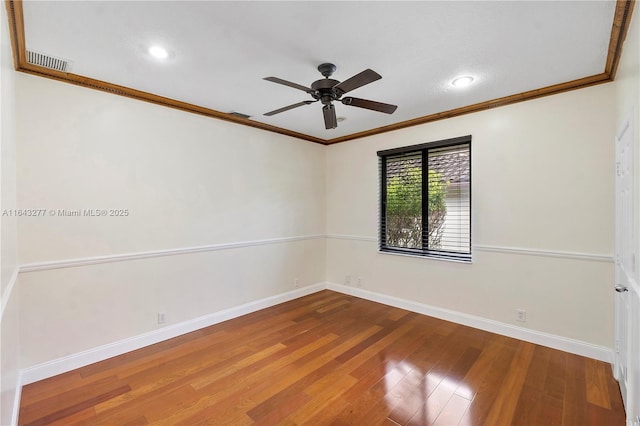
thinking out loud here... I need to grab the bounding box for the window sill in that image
[377,249,472,264]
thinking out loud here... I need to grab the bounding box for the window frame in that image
[377,135,472,262]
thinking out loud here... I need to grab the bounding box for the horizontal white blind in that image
[428,144,470,256]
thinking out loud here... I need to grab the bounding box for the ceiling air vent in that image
[229,112,251,119]
[26,50,70,72]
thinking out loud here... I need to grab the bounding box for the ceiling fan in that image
[263,63,397,129]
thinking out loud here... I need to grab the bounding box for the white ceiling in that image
[22,1,617,140]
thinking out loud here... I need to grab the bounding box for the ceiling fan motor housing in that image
[311,78,341,104]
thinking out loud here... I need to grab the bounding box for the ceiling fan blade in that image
[323,104,337,129]
[264,100,316,116]
[263,77,315,93]
[334,69,382,95]
[341,97,397,114]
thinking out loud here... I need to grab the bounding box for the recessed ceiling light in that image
[148,45,168,59]
[451,76,474,88]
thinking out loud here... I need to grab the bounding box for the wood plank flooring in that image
[19,290,626,425]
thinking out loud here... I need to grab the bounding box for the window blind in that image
[378,136,471,261]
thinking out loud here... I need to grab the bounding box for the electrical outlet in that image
[345,275,352,285]
[357,277,363,287]
[157,312,166,324]
[294,278,300,288]
[516,309,526,322]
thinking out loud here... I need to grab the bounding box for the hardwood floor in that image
[19,290,626,425]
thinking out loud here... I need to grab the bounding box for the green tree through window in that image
[385,167,448,249]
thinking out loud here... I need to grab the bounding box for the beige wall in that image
[17,76,326,263]
[16,74,326,367]
[326,83,616,347]
[0,1,20,424]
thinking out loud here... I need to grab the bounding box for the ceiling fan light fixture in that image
[451,76,474,88]
[148,45,169,59]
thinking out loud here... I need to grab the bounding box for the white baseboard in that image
[20,283,325,385]
[326,282,613,363]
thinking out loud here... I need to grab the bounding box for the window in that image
[378,136,471,261]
